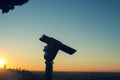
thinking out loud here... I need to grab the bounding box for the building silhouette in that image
[4,64,6,69]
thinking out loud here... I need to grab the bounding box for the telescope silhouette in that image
[40,35,76,80]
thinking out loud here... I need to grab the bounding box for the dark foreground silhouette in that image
[0,0,29,14]
[0,69,41,80]
[0,69,120,80]
[52,72,120,80]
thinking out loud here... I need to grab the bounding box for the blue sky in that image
[0,0,120,71]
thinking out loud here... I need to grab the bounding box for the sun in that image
[0,58,5,68]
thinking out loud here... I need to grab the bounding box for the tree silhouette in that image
[0,0,29,14]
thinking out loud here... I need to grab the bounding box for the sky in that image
[0,0,120,72]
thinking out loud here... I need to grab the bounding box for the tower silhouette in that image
[4,64,6,69]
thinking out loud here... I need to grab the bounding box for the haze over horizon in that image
[0,0,120,72]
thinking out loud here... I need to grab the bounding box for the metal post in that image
[45,60,54,80]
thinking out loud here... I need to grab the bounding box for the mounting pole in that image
[45,60,53,80]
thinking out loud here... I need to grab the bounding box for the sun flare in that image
[0,58,5,68]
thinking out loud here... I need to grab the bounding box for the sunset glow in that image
[0,58,5,68]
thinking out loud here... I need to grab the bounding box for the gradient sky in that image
[0,0,120,72]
